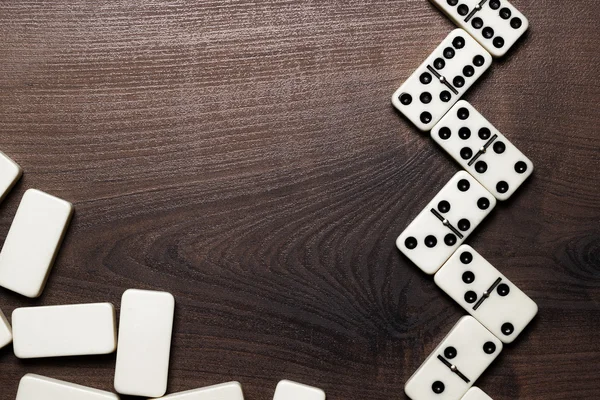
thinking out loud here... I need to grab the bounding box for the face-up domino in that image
[405,316,502,400]
[0,189,73,298]
[12,303,117,358]
[154,382,244,400]
[273,380,326,400]
[435,245,538,343]
[16,374,119,400]
[432,101,533,200]
[0,150,22,203]
[114,289,175,397]
[0,307,12,350]
[430,0,529,57]
[397,171,496,275]
[392,29,492,131]
[461,387,493,400]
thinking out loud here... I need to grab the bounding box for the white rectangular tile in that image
[114,289,175,397]
[273,380,326,400]
[16,374,119,400]
[0,189,73,298]
[154,382,244,400]
[12,303,117,358]
[0,150,22,203]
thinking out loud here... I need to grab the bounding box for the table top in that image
[0,1,598,399]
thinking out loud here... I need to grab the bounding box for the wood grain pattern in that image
[0,1,598,399]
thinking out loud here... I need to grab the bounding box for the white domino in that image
[432,101,533,200]
[0,189,73,298]
[154,382,244,400]
[397,171,496,275]
[435,245,538,343]
[114,289,175,397]
[16,374,119,400]
[12,303,117,358]
[461,387,493,400]
[392,29,492,131]
[430,0,529,58]
[273,380,326,400]
[405,316,502,400]
[0,150,22,203]
[0,307,12,350]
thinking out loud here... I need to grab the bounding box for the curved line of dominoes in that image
[0,1,534,400]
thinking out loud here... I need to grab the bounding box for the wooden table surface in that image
[0,1,598,399]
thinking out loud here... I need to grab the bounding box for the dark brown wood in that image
[0,1,598,399]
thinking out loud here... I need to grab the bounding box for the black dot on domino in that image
[452,36,465,49]
[460,251,473,264]
[444,234,457,246]
[399,93,412,105]
[496,181,509,193]
[462,271,475,283]
[405,237,418,249]
[439,127,452,140]
[500,7,511,19]
[459,127,471,139]
[425,235,438,248]
[447,0,458,5]
[511,17,523,29]
[483,341,497,354]
[502,323,515,336]
[438,200,451,213]
[434,58,446,70]
[432,381,445,394]
[477,197,490,210]
[420,92,432,104]
[465,291,478,303]
[458,218,471,232]
[475,161,488,173]
[493,141,506,154]
[497,283,510,296]
[444,347,457,359]
[463,65,475,77]
[483,27,495,39]
[440,91,452,102]
[473,55,485,67]
[457,179,470,192]
[457,4,469,16]
[479,127,491,140]
[453,76,465,88]
[420,112,432,124]
[494,37,505,49]
[460,147,473,160]
[444,47,455,59]
[489,0,501,10]
[472,17,483,29]
[515,161,528,174]
[457,107,470,120]
[420,72,432,84]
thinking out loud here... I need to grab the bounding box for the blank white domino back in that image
[114,289,175,397]
[0,307,12,350]
[432,101,533,200]
[435,245,538,343]
[461,387,493,400]
[0,189,73,298]
[405,316,502,400]
[392,29,492,131]
[154,382,244,400]
[273,380,326,400]
[12,303,116,358]
[0,150,22,203]
[430,0,529,57]
[16,374,119,400]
